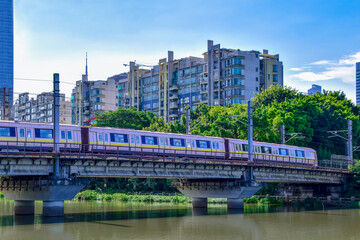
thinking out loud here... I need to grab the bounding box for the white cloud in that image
[289,67,311,71]
[290,51,360,83]
[291,72,334,82]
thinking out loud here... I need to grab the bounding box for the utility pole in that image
[186,108,191,134]
[53,73,60,178]
[348,119,353,164]
[281,125,285,144]
[248,101,254,181]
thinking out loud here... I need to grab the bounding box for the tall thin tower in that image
[85,52,88,80]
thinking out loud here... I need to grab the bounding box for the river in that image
[0,199,359,240]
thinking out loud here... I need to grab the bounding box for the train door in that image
[159,137,168,156]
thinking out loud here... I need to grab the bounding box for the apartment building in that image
[13,92,71,124]
[119,40,283,122]
[356,62,360,105]
[71,74,125,125]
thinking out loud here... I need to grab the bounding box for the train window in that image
[136,136,140,144]
[111,133,128,143]
[104,134,108,142]
[261,146,272,154]
[27,129,31,138]
[192,141,195,148]
[187,142,191,148]
[35,129,53,138]
[290,150,295,157]
[196,140,210,149]
[305,152,310,159]
[242,144,248,152]
[170,138,185,147]
[141,136,157,145]
[235,144,238,151]
[98,133,103,142]
[216,142,219,149]
[279,148,289,156]
[0,127,15,137]
[20,129,25,138]
[165,139,168,146]
[295,150,305,158]
[212,142,216,149]
[68,131,72,140]
[130,135,135,144]
[61,131,66,139]
[272,148,278,155]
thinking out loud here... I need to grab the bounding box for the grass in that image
[74,190,282,205]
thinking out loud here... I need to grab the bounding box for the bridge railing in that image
[0,141,350,172]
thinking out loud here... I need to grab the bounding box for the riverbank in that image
[74,190,283,205]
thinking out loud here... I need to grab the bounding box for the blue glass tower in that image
[0,0,14,108]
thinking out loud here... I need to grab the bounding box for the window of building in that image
[231,57,242,65]
[256,77,258,82]
[268,74,270,79]
[231,68,242,75]
[273,65,278,72]
[256,87,259,91]
[256,67,258,72]
[35,129,53,138]
[273,74,278,82]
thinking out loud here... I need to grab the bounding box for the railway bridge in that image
[0,144,349,216]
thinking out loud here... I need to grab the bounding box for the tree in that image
[94,107,158,130]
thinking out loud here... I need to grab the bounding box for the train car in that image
[227,138,317,167]
[0,121,81,152]
[87,126,226,158]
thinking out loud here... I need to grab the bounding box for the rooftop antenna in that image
[85,52,88,78]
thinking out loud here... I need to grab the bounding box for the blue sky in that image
[13,0,360,101]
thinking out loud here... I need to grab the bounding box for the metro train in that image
[0,121,318,167]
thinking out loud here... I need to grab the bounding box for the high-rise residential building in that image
[71,74,122,125]
[356,62,360,105]
[308,84,322,95]
[0,0,14,118]
[12,92,72,124]
[118,40,283,122]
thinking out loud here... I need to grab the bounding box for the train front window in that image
[261,146,272,154]
[170,138,185,147]
[141,136,158,145]
[111,133,128,143]
[35,129,53,138]
[279,148,289,156]
[296,150,305,158]
[0,127,15,137]
[196,140,210,149]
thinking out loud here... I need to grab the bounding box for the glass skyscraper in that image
[356,62,360,105]
[0,0,14,108]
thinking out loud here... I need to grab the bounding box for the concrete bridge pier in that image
[43,201,64,217]
[0,177,85,217]
[173,179,263,210]
[14,200,35,215]
[192,198,207,208]
[227,198,244,209]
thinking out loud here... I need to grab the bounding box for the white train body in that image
[0,121,317,167]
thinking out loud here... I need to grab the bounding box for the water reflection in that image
[0,200,360,240]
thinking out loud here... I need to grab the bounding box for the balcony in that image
[169,112,178,118]
[169,85,179,91]
[169,102,179,109]
[200,98,208,103]
[169,93,178,100]
[200,88,208,93]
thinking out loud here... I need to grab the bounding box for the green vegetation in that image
[244,195,283,205]
[92,85,360,196]
[0,192,3,198]
[75,190,190,203]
